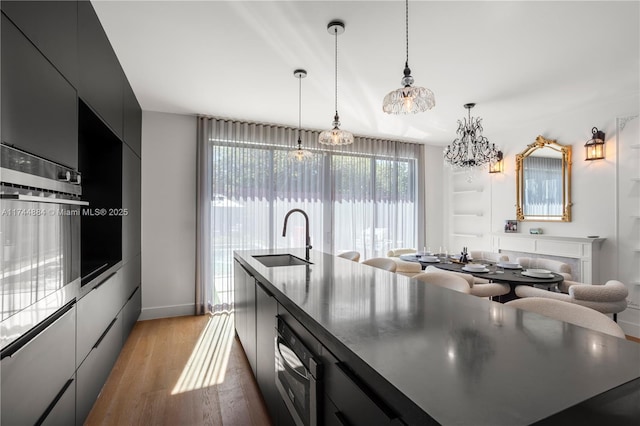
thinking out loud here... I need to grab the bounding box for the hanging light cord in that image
[297,74,302,146]
[334,27,339,116]
[405,0,409,67]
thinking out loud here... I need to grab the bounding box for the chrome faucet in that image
[282,208,312,261]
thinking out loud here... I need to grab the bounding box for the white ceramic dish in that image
[497,262,521,269]
[462,265,489,273]
[421,256,439,262]
[463,264,487,271]
[523,269,553,278]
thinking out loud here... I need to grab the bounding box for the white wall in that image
[140,111,197,320]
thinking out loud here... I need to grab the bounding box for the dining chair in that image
[515,279,628,322]
[469,250,510,264]
[424,266,510,300]
[385,248,421,277]
[505,297,626,339]
[516,257,572,281]
[413,271,471,294]
[386,248,417,257]
[337,251,360,262]
[361,257,397,272]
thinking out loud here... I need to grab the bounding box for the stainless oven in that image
[275,316,322,426]
[0,144,87,324]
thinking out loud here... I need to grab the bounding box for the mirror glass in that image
[516,136,571,222]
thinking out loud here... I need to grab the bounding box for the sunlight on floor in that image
[171,312,234,394]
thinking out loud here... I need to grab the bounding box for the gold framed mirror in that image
[516,135,572,222]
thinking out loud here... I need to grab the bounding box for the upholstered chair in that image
[386,248,422,277]
[337,251,360,262]
[469,250,510,263]
[386,248,417,257]
[361,257,397,272]
[506,297,626,339]
[516,257,572,281]
[423,266,510,300]
[413,271,471,294]
[515,280,628,322]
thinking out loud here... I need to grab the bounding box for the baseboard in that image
[139,303,195,320]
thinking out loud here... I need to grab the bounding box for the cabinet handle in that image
[334,411,351,426]
[93,318,117,349]
[257,281,274,298]
[0,300,76,360]
[34,378,74,426]
[335,362,398,421]
[92,272,117,291]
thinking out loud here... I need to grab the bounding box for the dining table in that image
[399,254,564,301]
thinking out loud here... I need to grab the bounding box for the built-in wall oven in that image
[0,144,87,349]
[275,316,322,426]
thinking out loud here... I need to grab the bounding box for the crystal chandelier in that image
[288,69,312,161]
[444,103,500,172]
[382,0,435,114]
[319,21,353,146]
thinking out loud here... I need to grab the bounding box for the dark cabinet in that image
[123,78,142,156]
[1,0,78,87]
[122,143,141,261]
[0,303,76,426]
[234,260,256,373]
[1,13,78,168]
[256,281,278,420]
[122,286,141,344]
[234,260,247,345]
[78,0,123,138]
[76,314,123,425]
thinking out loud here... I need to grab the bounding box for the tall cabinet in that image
[0,1,142,424]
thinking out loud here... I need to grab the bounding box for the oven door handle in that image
[0,194,89,206]
[276,337,310,384]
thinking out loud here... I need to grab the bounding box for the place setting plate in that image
[496,262,522,269]
[521,269,554,279]
[462,264,489,273]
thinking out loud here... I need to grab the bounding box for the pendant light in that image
[288,69,312,161]
[319,20,353,146]
[382,0,435,114]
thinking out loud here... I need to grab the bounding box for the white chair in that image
[469,250,510,263]
[515,280,628,322]
[516,257,572,281]
[337,251,360,262]
[506,297,626,339]
[362,257,397,272]
[413,271,471,294]
[386,248,422,277]
[424,266,510,300]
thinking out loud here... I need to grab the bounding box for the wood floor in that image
[85,314,272,426]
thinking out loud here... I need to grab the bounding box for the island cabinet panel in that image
[0,303,76,426]
[1,0,78,87]
[123,78,142,156]
[233,261,247,345]
[255,281,279,420]
[233,260,257,373]
[323,354,402,426]
[1,13,78,169]
[78,0,123,139]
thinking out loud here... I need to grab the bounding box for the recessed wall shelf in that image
[452,233,483,238]
[453,213,484,217]
[452,189,483,194]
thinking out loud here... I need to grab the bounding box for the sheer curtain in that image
[523,156,563,216]
[196,117,424,314]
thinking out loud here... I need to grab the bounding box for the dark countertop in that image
[234,249,640,425]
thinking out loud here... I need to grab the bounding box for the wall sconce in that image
[489,151,504,173]
[584,127,605,161]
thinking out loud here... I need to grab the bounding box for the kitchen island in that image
[234,249,640,425]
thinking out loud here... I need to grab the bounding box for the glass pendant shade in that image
[383,79,436,114]
[319,20,353,146]
[289,69,312,161]
[382,1,435,114]
[319,113,354,146]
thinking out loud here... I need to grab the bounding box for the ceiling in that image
[92,0,639,145]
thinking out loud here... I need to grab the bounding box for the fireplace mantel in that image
[491,234,605,284]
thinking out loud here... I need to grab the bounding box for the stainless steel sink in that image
[253,254,311,267]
